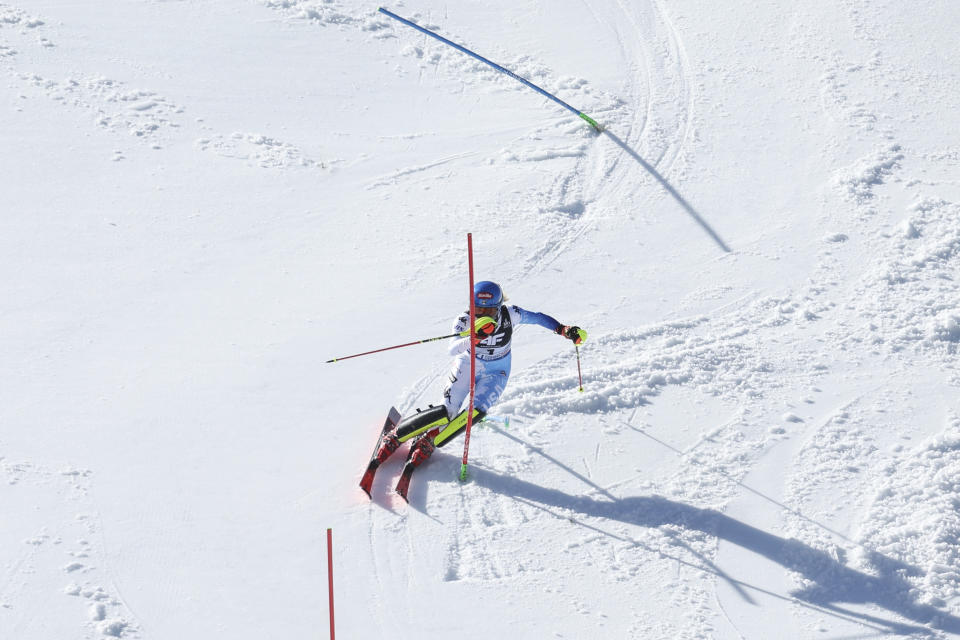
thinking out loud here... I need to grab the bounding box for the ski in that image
[395,435,436,502]
[359,407,402,498]
[395,464,416,502]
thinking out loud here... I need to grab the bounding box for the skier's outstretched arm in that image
[509,305,587,344]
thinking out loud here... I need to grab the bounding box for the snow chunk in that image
[900,220,920,239]
[835,145,903,203]
[0,6,43,29]
[96,619,128,637]
[197,133,324,169]
[928,311,960,343]
[89,602,107,621]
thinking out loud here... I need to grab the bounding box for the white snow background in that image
[2,0,960,638]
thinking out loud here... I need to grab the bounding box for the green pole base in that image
[579,113,604,132]
[459,464,469,482]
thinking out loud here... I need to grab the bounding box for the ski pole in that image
[326,317,494,363]
[326,333,460,363]
[576,345,584,392]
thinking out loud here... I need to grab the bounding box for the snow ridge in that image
[856,416,960,610]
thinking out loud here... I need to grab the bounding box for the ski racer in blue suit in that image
[377,281,587,470]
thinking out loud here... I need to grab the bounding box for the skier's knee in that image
[433,409,485,448]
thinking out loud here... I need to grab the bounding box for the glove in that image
[473,316,496,345]
[555,325,586,345]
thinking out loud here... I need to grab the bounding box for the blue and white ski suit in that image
[443,304,561,418]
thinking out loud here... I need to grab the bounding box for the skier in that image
[370,280,586,482]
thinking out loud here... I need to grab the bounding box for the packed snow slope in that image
[2,1,960,638]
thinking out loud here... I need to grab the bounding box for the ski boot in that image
[395,433,437,501]
[395,404,449,443]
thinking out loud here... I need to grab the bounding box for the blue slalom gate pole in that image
[378,7,603,132]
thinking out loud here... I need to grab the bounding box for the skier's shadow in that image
[468,465,960,636]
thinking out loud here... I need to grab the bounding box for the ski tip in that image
[387,406,402,425]
[360,466,378,498]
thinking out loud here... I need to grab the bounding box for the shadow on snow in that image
[601,128,732,254]
[463,439,960,637]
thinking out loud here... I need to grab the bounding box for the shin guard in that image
[433,408,486,448]
[395,405,449,443]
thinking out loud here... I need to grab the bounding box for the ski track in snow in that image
[262,0,660,279]
[0,457,139,638]
[516,0,698,279]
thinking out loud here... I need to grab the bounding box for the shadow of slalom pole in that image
[602,128,732,254]
[377,8,729,254]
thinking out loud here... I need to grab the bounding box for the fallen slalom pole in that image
[378,7,603,132]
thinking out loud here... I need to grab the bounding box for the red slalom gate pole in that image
[327,528,335,640]
[460,233,476,482]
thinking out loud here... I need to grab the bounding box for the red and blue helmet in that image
[474,281,503,314]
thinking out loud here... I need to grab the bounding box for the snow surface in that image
[2,0,960,638]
